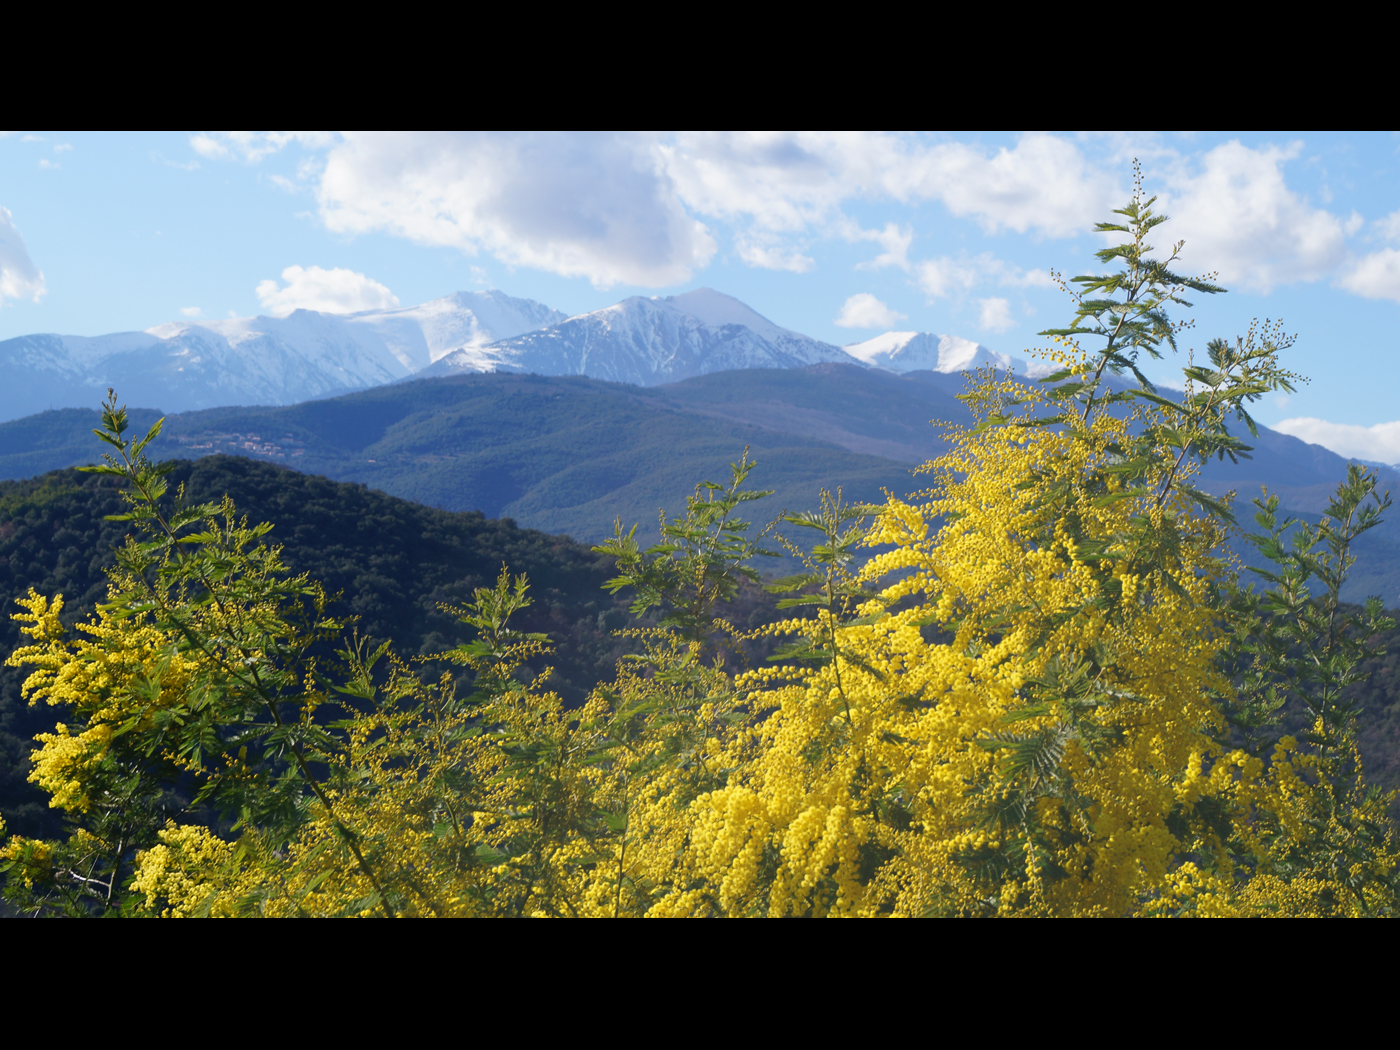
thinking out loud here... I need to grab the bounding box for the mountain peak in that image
[844,331,1049,377]
[663,287,791,341]
[347,289,568,366]
[423,289,852,386]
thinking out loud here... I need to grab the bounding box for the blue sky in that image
[4,131,1400,459]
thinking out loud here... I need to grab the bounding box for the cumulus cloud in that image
[226,131,1116,288]
[1337,249,1400,302]
[1336,208,1400,301]
[660,132,855,233]
[917,257,981,298]
[896,134,1118,237]
[313,132,717,289]
[916,252,1053,298]
[1376,208,1400,243]
[1274,417,1400,465]
[255,265,399,317]
[1161,141,1347,293]
[977,297,1015,333]
[0,206,47,304]
[189,132,1360,296]
[662,132,1116,239]
[835,293,907,329]
[847,222,913,271]
[738,243,814,272]
[179,306,202,317]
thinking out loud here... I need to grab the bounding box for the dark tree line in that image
[0,457,647,837]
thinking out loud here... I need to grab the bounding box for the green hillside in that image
[644,362,971,462]
[4,364,1399,601]
[0,406,165,479]
[0,458,676,839]
[0,371,928,549]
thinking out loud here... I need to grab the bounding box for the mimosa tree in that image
[5,166,1396,916]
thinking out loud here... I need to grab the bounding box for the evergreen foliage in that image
[0,457,697,840]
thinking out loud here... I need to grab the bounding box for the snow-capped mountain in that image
[0,280,1042,424]
[0,291,564,422]
[842,331,1051,377]
[346,291,568,372]
[420,288,854,385]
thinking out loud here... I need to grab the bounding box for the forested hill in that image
[0,458,699,839]
[0,369,948,549]
[4,452,1400,840]
[3,365,1397,586]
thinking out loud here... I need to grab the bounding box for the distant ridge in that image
[0,291,565,422]
[2,284,1049,419]
[422,288,853,386]
[6,360,1399,604]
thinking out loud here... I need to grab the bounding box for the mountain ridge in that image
[843,330,1047,376]
[3,362,1396,602]
[422,288,855,386]
[2,286,1013,420]
[0,290,567,422]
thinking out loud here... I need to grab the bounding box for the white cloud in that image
[316,132,717,288]
[835,293,907,329]
[1339,208,1400,301]
[254,265,399,317]
[977,297,1015,333]
[37,158,58,170]
[183,133,1357,295]
[1337,248,1400,302]
[1376,208,1400,243]
[191,131,336,163]
[280,132,1116,288]
[847,221,913,271]
[738,243,814,273]
[894,133,1118,237]
[53,143,71,154]
[916,252,1054,298]
[180,306,202,317]
[1161,141,1347,293]
[267,158,321,193]
[0,206,47,304]
[1275,417,1400,464]
[916,257,981,298]
[662,132,1115,239]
